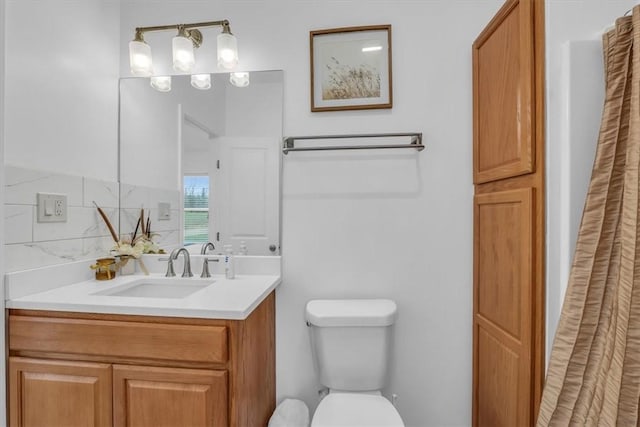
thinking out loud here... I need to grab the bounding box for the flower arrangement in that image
[94,203,165,275]
[112,207,164,257]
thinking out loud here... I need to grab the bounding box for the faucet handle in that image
[200,257,220,278]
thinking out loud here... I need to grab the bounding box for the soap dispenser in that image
[224,245,235,279]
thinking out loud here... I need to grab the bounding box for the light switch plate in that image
[37,193,67,223]
[158,202,171,220]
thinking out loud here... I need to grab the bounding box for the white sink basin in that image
[92,278,215,299]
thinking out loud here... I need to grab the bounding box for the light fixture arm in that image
[221,21,232,35]
[134,20,230,49]
[133,29,145,43]
[134,20,231,37]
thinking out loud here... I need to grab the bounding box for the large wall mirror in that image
[119,70,283,255]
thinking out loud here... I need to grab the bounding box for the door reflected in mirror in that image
[119,71,283,255]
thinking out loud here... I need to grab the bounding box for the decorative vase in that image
[118,255,136,276]
[91,257,117,280]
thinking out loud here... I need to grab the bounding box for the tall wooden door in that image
[472,0,545,426]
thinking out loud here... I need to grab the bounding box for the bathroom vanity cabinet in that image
[7,292,275,427]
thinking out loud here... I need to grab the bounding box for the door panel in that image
[474,188,533,426]
[473,0,534,184]
[9,357,112,427]
[113,364,228,427]
[477,326,519,427]
[214,136,280,255]
[477,191,529,339]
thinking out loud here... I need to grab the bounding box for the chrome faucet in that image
[201,242,215,254]
[200,242,217,278]
[165,247,193,278]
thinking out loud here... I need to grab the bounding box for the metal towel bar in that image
[282,132,424,154]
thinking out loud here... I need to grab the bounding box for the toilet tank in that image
[305,299,397,392]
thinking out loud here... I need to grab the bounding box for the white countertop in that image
[7,273,280,320]
[5,256,282,320]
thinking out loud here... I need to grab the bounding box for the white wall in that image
[120,2,502,425]
[4,0,120,182]
[545,0,636,363]
[2,0,122,274]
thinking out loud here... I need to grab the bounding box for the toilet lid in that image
[311,393,404,427]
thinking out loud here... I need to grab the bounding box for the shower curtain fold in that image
[538,7,640,426]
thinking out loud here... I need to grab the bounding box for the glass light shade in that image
[230,72,250,88]
[129,40,153,77]
[150,76,172,92]
[172,36,195,73]
[191,74,212,90]
[217,32,239,70]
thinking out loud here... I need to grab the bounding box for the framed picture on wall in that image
[310,25,392,112]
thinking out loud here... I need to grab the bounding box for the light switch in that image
[44,199,54,216]
[37,193,67,223]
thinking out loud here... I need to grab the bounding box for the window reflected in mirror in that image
[183,175,210,245]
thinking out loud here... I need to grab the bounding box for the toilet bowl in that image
[306,299,404,427]
[311,392,404,427]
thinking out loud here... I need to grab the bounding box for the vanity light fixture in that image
[150,75,172,92]
[217,24,239,70]
[230,71,250,87]
[173,26,197,72]
[128,20,239,76]
[191,74,212,90]
[129,31,153,77]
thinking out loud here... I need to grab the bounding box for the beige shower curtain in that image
[537,7,640,426]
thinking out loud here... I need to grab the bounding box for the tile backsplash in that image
[4,165,181,273]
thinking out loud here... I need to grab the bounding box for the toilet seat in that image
[311,393,404,427]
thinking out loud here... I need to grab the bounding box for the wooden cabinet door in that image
[472,0,545,425]
[474,189,534,426]
[9,357,112,427]
[473,0,535,184]
[113,365,228,427]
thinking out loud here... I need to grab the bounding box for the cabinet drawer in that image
[9,315,228,364]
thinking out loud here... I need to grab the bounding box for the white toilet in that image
[306,299,405,427]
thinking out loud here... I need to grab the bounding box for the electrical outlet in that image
[37,193,67,223]
[54,199,64,216]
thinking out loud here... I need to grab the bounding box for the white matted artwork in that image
[310,25,392,112]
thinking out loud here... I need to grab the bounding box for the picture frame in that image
[310,25,392,112]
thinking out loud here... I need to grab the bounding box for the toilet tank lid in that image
[305,299,397,327]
